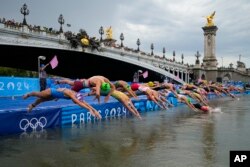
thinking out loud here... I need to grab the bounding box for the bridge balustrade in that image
[0,24,189,83]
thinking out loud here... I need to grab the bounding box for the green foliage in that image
[0,66,37,77]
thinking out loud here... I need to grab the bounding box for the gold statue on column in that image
[105,26,113,39]
[205,11,216,27]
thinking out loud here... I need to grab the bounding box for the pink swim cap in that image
[131,83,140,91]
[201,106,209,112]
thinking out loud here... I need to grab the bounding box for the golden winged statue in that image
[206,11,216,27]
[105,26,113,39]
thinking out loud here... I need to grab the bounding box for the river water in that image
[0,95,250,167]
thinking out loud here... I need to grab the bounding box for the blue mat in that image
[0,95,141,112]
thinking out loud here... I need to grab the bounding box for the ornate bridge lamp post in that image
[151,43,154,56]
[58,14,64,33]
[120,33,124,47]
[173,51,176,62]
[163,47,166,59]
[181,54,184,64]
[136,38,141,51]
[20,3,29,25]
[99,26,104,42]
[229,63,233,68]
[195,51,201,65]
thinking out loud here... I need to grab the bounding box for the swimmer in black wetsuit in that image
[193,103,210,112]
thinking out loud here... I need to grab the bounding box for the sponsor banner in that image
[0,77,39,97]
[0,108,61,135]
[0,77,89,97]
[61,99,167,125]
[61,102,129,125]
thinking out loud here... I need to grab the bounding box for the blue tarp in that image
[0,108,61,135]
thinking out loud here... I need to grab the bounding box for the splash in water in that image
[210,107,222,113]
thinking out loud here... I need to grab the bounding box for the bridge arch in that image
[201,73,206,80]
[102,52,186,84]
[0,26,187,84]
[222,73,231,82]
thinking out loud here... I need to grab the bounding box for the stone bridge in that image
[0,24,188,84]
[217,68,250,82]
[192,66,250,82]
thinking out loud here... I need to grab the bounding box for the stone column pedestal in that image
[22,25,29,33]
[202,26,218,70]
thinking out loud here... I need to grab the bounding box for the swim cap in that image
[201,106,209,112]
[176,89,180,94]
[114,81,119,87]
[148,81,154,87]
[75,93,83,101]
[126,85,131,90]
[101,82,111,93]
[131,83,140,91]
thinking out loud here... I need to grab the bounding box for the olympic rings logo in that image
[19,117,47,131]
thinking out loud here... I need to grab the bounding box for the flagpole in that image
[38,56,46,78]
[138,72,139,83]
[138,70,142,82]
[38,58,40,78]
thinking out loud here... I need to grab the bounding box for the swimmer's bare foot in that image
[23,94,30,99]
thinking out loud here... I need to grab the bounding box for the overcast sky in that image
[1,0,250,68]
